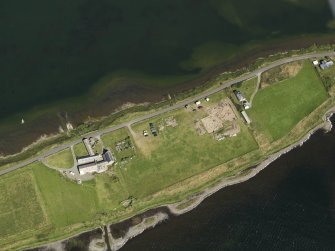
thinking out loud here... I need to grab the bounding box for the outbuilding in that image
[233,90,246,102]
[241,111,251,124]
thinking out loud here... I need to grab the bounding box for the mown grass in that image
[120,106,258,198]
[248,61,328,141]
[32,164,100,228]
[0,171,47,238]
[44,148,74,169]
[0,161,131,249]
[73,143,88,158]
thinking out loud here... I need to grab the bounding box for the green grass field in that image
[248,61,328,141]
[32,164,100,228]
[73,143,88,158]
[120,105,258,198]
[44,148,74,169]
[0,162,131,248]
[0,171,47,238]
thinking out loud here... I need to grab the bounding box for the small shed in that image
[233,90,246,102]
[243,101,251,110]
[241,111,251,124]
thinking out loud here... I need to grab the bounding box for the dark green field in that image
[248,61,329,141]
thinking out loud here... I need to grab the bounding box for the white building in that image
[83,138,95,156]
[77,149,114,175]
[241,111,251,124]
[243,101,251,110]
[78,161,108,175]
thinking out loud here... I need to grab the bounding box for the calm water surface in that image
[121,124,335,250]
[0,0,334,154]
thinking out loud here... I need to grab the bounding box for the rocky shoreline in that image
[107,107,335,251]
[25,107,335,251]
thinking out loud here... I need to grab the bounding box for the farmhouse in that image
[77,149,114,175]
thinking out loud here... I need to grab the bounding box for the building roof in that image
[102,150,114,163]
[78,162,99,175]
[83,138,95,156]
[233,90,246,102]
[241,111,251,124]
[320,61,334,70]
[78,161,108,175]
[77,154,103,165]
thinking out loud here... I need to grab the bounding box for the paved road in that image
[1,51,334,176]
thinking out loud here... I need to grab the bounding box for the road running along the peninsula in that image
[1,51,334,176]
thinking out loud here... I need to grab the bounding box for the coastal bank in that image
[1,51,335,251]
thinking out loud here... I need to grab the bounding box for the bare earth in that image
[201,99,240,136]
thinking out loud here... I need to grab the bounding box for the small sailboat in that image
[21,118,25,124]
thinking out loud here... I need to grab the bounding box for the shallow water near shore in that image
[120,120,335,250]
[1,0,335,155]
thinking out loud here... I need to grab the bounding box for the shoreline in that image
[6,51,335,250]
[104,107,335,251]
[25,106,335,251]
[1,38,335,155]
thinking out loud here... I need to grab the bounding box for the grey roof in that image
[102,151,113,162]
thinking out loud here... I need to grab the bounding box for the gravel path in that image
[249,72,262,106]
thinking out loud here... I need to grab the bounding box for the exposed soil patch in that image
[201,99,240,137]
[158,116,178,131]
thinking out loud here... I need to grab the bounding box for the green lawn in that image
[0,171,47,238]
[32,163,100,228]
[248,61,328,141]
[73,143,88,158]
[44,148,74,169]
